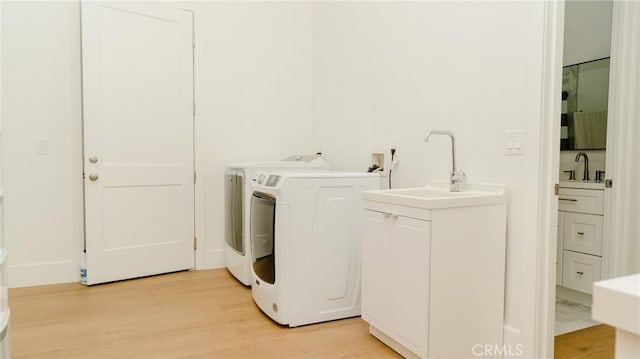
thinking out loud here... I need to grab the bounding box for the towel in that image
[573,110,607,149]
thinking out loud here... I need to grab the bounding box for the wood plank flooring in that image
[8,269,399,358]
[554,324,615,359]
[9,268,615,358]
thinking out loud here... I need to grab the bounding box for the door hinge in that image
[193,103,196,116]
[554,183,559,195]
[82,172,86,180]
[193,237,197,250]
[192,35,196,48]
[194,171,196,184]
[605,179,613,188]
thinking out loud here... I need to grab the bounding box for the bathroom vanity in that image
[556,181,606,300]
[360,183,507,359]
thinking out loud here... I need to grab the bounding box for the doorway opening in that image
[553,0,613,337]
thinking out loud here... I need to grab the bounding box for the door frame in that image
[601,0,640,281]
[535,0,640,356]
[175,4,207,270]
[177,5,208,270]
[534,1,564,357]
[189,3,207,269]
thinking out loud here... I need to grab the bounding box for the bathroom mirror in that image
[560,57,610,150]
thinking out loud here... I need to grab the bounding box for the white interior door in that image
[82,2,194,285]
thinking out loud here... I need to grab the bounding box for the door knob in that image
[89,174,99,181]
[89,156,98,164]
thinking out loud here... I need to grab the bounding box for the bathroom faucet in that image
[424,130,466,192]
[575,152,589,181]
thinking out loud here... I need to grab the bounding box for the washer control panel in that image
[253,172,283,188]
[265,175,281,187]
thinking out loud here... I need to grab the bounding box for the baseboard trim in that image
[9,249,227,288]
[203,248,225,269]
[9,260,78,288]
[556,285,593,307]
[369,326,420,359]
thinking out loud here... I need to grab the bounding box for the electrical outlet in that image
[371,153,387,176]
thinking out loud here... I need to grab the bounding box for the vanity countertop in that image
[559,181,605,190]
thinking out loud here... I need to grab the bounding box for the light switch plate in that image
[35,138,49,155]
[505,130,524,155]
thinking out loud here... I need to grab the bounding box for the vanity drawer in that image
[558,188,604,215]
[562,250,602,295]
[563,212,603,256]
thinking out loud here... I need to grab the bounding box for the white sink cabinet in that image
[361,184,507,359]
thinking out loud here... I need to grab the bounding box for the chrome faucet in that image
[575,152,589,181]
[424,130,466,192]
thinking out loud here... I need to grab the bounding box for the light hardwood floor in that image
[9,269,399,358]
[9,268,615,358]
[554,324,615,359]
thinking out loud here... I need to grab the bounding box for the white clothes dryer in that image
[224,155,329,286]
[250,172,380,327]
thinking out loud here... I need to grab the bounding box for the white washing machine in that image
[250,172,380,327]
[224,155,330,286]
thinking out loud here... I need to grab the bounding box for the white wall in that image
[311,1,547,355]
[1,1,314,285]
[2,1,84,287]
[0,0,570,354]
[563,0,612,66]
[199,1,314,267]
[2,1,312,287]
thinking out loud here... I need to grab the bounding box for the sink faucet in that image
[424,130,466,192]
[575,152,589,181]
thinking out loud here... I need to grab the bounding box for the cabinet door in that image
[361,210,393,329]
[389,216,430,358]
[563,212,603,256]
[361,210,430,358]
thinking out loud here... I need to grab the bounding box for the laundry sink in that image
[361,181,508,358]
[362,182,507,209]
